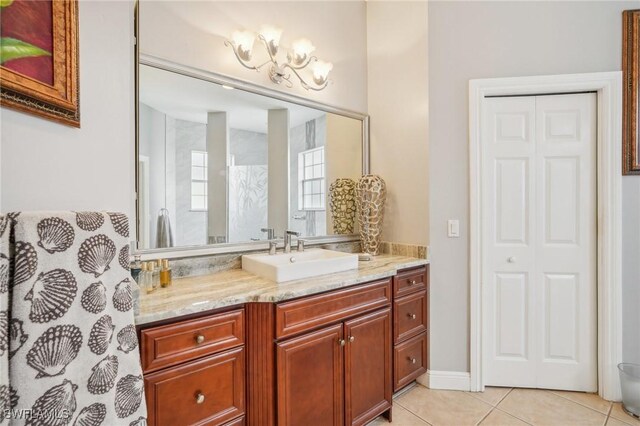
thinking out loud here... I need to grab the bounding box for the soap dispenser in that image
[160,259,172,288]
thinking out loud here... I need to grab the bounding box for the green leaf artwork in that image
[0,0,14,8]
[0,37,51,64]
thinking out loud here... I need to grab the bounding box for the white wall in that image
[429,0,640,372]
[1,1,134,214]
[367,1,429,246]
[139,1,368,113]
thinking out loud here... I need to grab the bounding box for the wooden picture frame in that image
[0,0,80,127]
[623,9,640,174]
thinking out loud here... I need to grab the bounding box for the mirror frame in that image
[134,56,369,258]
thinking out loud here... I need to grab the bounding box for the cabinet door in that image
[344,308,392,426]
[277,324,344,426]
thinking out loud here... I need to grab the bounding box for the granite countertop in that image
[135,254,429,325]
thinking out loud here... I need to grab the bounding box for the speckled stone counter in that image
[135,254,429,325]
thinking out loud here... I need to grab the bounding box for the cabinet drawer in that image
[145,347,245,426]
[393,332,428,392]
[141,309,244,373]
[394,291,427,343]
[275,279,392,339]
[393,267,427,298]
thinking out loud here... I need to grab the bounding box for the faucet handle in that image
[268,239,279,255]
[297,239,306,252]
[261,228,275,240]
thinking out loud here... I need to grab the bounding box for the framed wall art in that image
[623,9,639,175]
[0,0,79,127]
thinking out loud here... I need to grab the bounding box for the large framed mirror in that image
[135,55,369,254]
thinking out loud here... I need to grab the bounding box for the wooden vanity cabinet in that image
[392,266,429,392]
[275,279,392,426]
[140,265,430,426]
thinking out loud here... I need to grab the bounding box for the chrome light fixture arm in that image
[224,39,259,71]
[286,54,319,71]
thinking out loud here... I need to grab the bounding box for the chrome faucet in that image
[261,228,275,240]
[284,230,300,253]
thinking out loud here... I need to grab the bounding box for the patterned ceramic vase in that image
[355,175,387,255]
[329,178,357,234]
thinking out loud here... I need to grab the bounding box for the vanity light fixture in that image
[225,26,332,91]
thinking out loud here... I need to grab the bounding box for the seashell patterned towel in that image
[0,212,147,426]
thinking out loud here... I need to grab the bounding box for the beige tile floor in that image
[371,384,640,426]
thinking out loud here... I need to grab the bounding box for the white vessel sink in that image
[242,248,359,283]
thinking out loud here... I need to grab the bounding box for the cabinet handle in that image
[409,279,417,286]
[195,334,205,344]
[408,357,417,364]
[348,336,355,343]
[338,339,346,346]
[407,313,417,320]
[195,392,205,404]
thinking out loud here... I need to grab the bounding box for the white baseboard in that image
[417,370,471,391]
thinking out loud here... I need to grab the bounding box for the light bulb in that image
[259,25,282,56]
[291,38,315,65]
[231,30,255,61]
[312,60,333,85]
[259,25,282,45]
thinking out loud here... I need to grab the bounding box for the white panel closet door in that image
[482,93,597,392]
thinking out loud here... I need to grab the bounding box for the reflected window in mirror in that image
[299,147,326,211]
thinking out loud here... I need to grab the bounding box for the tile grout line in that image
[475,406,495,426]
[402,406,434,426]
[493,391,536,426]
[498,389,610,426]
[492,407,534,425]
[495,387,514,406]
[609,406,640,426]
[605,402,614,426]
[494,408,533,425]
[398,400,434,426]
[474,388,516,426]
[547,390,613,417]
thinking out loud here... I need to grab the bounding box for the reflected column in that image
[206,111,229,244]
[268,109,290,237]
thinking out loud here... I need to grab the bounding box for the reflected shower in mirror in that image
[137,64,364,250]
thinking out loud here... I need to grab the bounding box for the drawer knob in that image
[409,279,417,286]
[195,392,205,404]
[195,335,205,345]
[348,336,355,343]
[338,339,346,346]
[408,313,417,320]
[408,357,417,364]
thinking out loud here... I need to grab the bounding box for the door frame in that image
[469,72,623,400]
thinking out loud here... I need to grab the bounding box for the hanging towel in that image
[0,212,147,426]
[155,208,173,249]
